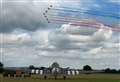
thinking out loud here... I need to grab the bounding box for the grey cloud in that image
[0,0,55,33]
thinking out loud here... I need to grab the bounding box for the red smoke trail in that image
[50,19,120,32]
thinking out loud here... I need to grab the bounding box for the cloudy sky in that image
[0,0,120,69]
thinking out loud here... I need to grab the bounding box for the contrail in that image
[43,5,120,32]
[50,19,120,32]
[51,8,120,19]
[61,6,119,17]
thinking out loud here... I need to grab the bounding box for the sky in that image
[0,0,120,69]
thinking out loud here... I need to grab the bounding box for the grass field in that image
[0,74,120,82]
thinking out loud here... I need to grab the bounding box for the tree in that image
[29,65,35,69]
[0,62,4,73]
[104,68,117,73]
[40,67,45,70]
[104,68,111,73]
[83,65,92,71]
[118,69,120,73]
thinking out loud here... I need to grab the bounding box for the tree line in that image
[0,62,120,74]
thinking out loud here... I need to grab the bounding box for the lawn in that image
[0,74,120,82]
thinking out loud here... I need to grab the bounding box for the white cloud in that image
[88,47,102,54]
[108,0,120,5]
[0,33,32,44]
[60,23,97,35]
[32,30,50,45]
[49,23,113,50]
[92,27,112,42]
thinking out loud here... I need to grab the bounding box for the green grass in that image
[0,74,120,82]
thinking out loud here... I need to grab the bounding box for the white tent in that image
[35,70,39,74]
[40,70,43,75]
[67,71,71,75]
[76,70,79,75]
[31,69,35,74]
[72,71,75,75]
